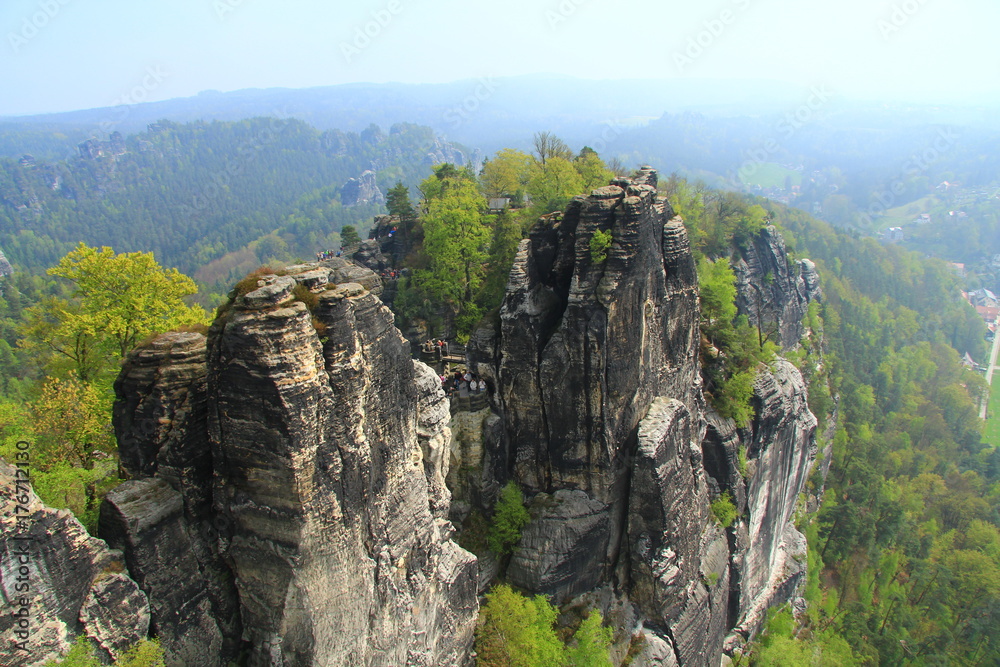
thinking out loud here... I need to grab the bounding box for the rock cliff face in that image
[105,330,240,667]
[702,362,818,650]
[102,265,477,666]
[209,276,476,666]
[466,168,818,664]
[732,226,821,348]
[0,462,150,667]
[0,248,13,277]
[341,169,385,206]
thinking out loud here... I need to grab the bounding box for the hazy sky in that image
[2,0,998,115]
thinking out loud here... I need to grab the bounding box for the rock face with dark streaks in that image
[490,171,701,502]
[628,398,729,665]
[112,331,212,518]
[107,330,240,667]
[507,489,611,603]
[208,275,476,666]
[99,478,229,667]
[733,225,820,348]
[731,361,817,640]
[102,261,477,667]
[467,167,818,665]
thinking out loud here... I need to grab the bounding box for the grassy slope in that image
[987,381,1000,447]
[738,162,802,189]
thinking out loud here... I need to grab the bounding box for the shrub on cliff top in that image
[232,265,276,298]
[292,282,319,311]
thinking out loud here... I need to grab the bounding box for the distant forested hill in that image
[0,118,465,287]
[7,78,1000,244]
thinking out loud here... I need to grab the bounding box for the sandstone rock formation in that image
[106,330,240,667]
[466,167,817,664]
[0,461,150,667]
[340,169,385,206]
[104,263,477,667]
[0,248,13,277]
[99,478,229,666]
[730,361,817,640]
[732,225,821,348]
[78,131,126,160]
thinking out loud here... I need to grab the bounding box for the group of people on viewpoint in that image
[422,338,449,357]
[316,247,343,261]
[443,369,487,396]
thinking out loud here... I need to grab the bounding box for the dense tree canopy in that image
[19,244,208,382]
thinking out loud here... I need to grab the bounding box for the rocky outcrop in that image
[424,138,469,169]
[484,169,701,498]
[731,361,817,641]
[468,167,735,663]
[112,331,212,518]
[507,490,610,603]
[471,167,701,580]
[209,276,476,666]
[340,169,385,206]
[108,330,242,666]
[285,259,384,296]
[465,168,818,664]
[0,248,13,277]
[0,461,150,667]
[732,225,820,348]
[99,479,229,667]
[628,398,729,666]
[103,260,477,667]
[78,132,126,160]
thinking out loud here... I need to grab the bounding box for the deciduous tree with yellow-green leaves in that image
[19,243,209,383]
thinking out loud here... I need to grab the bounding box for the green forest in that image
[0,118,462,293]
